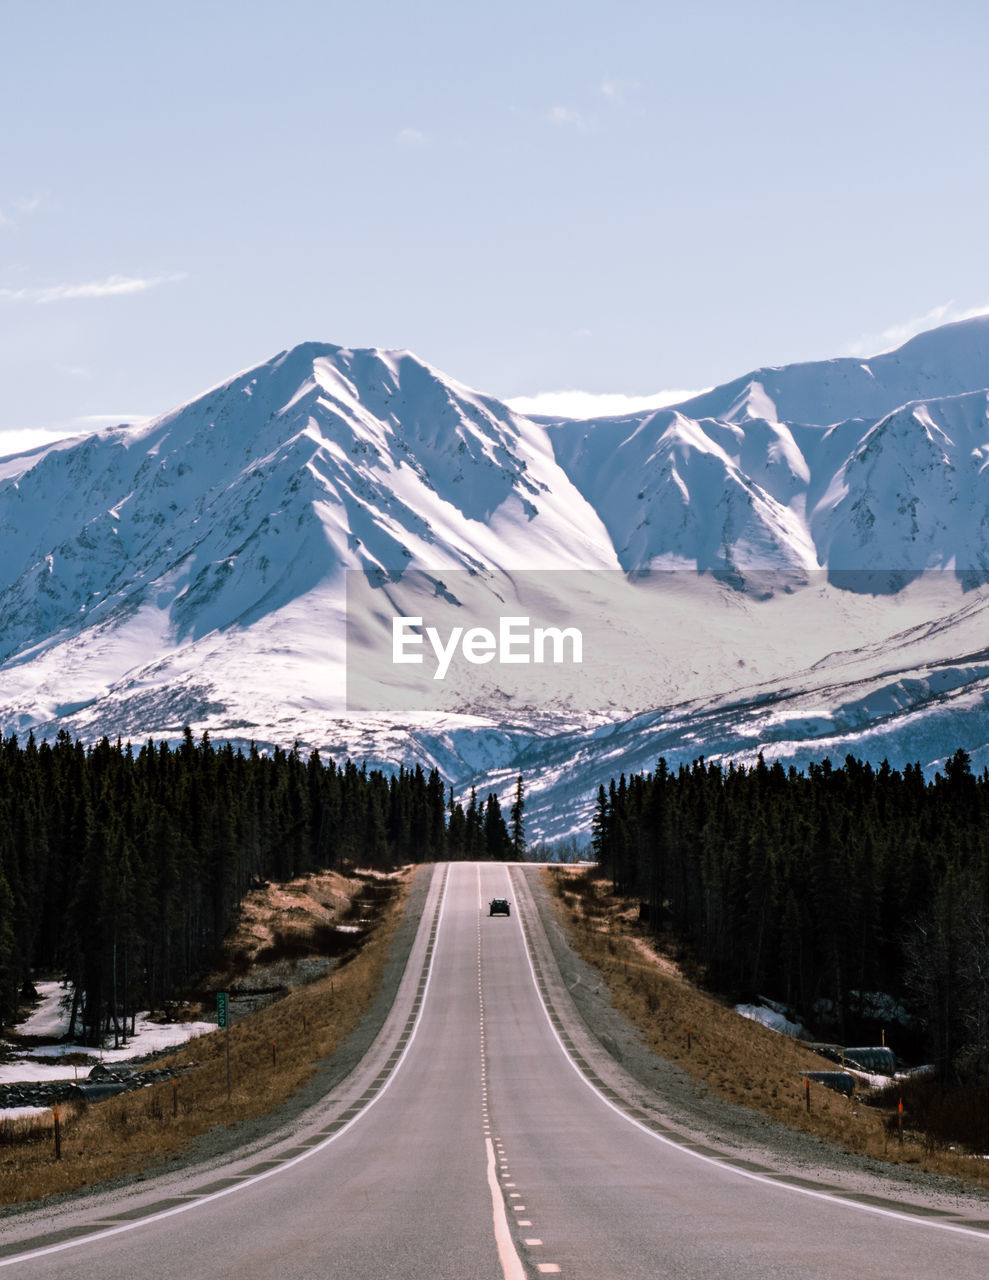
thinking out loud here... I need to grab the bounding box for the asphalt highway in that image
[6,862,989,1278]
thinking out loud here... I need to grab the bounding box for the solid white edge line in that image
[486,1137,527,1280]
[508,866,989,1244]
[1,865,452,1270]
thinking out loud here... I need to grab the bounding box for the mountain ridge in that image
[3,317,989,837]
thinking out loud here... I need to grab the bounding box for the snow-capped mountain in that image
[4,317,989,838]
[547,317,989,579]
[0,343,616,663]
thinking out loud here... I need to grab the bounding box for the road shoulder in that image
[0,863,438,1240]
[515,864,989,1222]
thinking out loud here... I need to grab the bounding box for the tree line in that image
[592,749,989,1080]
[0,730,525,1040]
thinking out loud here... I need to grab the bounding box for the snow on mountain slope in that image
[548,317,989,580]
[672,313,989,428]
[444,567,989,840]
[547,408,819,574]
[0,341,622,744]
[812,389,989,578]
[0,342,618,667]
[3,320,989,838]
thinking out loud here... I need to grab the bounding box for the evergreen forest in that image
[592,750,989,1081]
[0,730,522,1041]
[7,723,987,1085]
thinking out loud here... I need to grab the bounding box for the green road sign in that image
[217,992,228,1028]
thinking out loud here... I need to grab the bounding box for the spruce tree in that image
[483,792,509,860]
[0,860,19,1028]
[509,774,526,860]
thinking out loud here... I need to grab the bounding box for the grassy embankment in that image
[0,867,414,1206]
[546,866,989,1190]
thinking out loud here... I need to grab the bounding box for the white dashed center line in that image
[478,866,562,1277]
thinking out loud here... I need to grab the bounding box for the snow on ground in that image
[2,981,214,1095]
[735,1002,811,1039]
[16,981,72,1037]
[734,1002,909,1089]
[846,1068,898,1090]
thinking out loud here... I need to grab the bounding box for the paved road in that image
[6,862,989,1278]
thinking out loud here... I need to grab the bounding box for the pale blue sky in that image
[2,0,989,448]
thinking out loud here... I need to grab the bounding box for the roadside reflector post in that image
[217,992,231,1103]
[53,1103,62,1161]
[271,1041,277,1069]
[687,1026,692,1053]
[805,1076,811,1112]
[172,1077,178,1118]
[898,1097,903,1143]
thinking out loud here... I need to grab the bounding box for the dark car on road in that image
[488,898,511,916]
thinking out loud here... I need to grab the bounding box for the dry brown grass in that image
[198,867,369,992]
[545,867,989,1190]
[0,867,414,1207]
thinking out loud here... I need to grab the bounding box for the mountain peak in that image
[4,316,989,811]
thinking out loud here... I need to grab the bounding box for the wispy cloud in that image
[0,415,151,459]
[506,388,706,419]
[0,429,79,460]
[599,77,639,103]
[846,301,989,357]
[0,193,45,229]
[0,272,186,304]
[548,105,586,129]
[396,127,427,147]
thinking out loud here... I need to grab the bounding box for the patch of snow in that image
[735,1002,810,1039]
[17,981,72,1038]
[3,983,214,1090]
